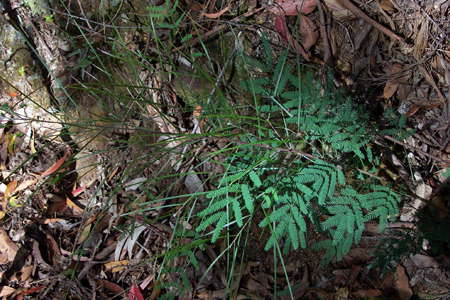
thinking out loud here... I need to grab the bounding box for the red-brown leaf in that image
[129,283,145,300]
[41,149,71,177]
[274,15,311,61]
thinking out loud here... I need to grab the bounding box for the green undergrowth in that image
[60,22,410,296]
[2,1,418,297]
[152,36,411,297]
[192,38,403,267]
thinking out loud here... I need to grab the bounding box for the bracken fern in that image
[196,36,401,264]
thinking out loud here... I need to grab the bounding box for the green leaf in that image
[211,214,227,242]
[288,219,299,249]
[249,170,262,188]
[241,184,254,213]
[197,198,229,217]
[231,198,243,227]
[196,212,223,232]
[291,206,307,232]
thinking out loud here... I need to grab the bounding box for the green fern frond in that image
[241,183,254,214]
[288,219,300,249]
[195,45,403,266]
[249,170,262,188]
[231,198,244,227]
[211,213,227,242]
[197,212,224,232]
[197,198,229,217]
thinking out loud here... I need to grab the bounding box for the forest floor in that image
[0,0,449,299]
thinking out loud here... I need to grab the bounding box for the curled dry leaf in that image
[270,0,317,16]
[41,148,71,177]
[202,6,229,19]
[66,198,84,217]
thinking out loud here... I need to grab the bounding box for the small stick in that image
[172,6,266,53]
[216,137,317,160]
[383,135,449,166]
[336,0,409,46]
[317,0,332,65]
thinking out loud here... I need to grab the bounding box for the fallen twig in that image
[383,135,449,166]
[172,6,266,53]
[336,0,409,46]
[317,0,332,65]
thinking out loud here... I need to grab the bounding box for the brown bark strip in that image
[317,0,332,65]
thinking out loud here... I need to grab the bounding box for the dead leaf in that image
[299,15,318,50]
[16,286,45,298]
[129,283,145,300]
[97,279,124,295]
[13,265,33,281]
[77,223,92,245]
[139,274,155,290]
[4,180,18,199]
[335,287,349,300]
[15,179,36,193]
[397,83,411,101]
[418,65,446,102]
[202,6,229,19]
[383,64,409,99]
[0,286,15,297]
[104,260,129,273]
[324,0,354,19]
[45,231,62,265]
[66,197,84,217]
[352,289,382,298]
[379,0,395,12]
[410,254,439,268]
[41,148,71,177]
[72,186,85,197]
[114,225,148,261]
[6,133,17,154]
[270,0,317,15]
[7,91,19,98]
[274,15,311,60]
[395,264,413,300]
[30,130,37,154]
[0,228,19,264]
[405,105,421,117]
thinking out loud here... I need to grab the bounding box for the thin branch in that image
[336,0,410,46]
[383,135,449,166]
[172,6,266,53]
